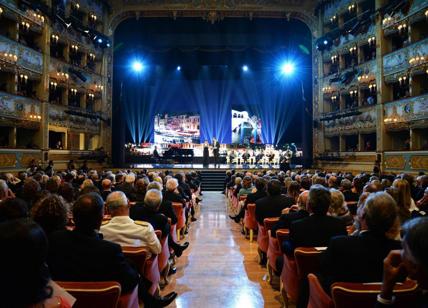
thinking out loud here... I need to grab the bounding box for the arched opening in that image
[111,16,313,167]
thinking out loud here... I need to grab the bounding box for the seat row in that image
[226,188,418,308]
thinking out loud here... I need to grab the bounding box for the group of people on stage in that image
[226,146,293,170]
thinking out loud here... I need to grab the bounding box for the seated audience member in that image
[233,177,242,197]
[0,198,28,222]
[101,178,112,201]
[238,176,253,199]
[58,182,75,213]
[255,179,294,225]
[164,178,186,207]
[340,178,359,202]
[101,191,161,255]
[119,174,137,202]
[21,178,42,209]
[329,189,353,226]
[320,192,401,291]
[130,189,189,257]
[48,192,176,307]
[393,179,418,224]
[148,181,177,225]
[283,184,347,255]
[416,187,428,213]
[32,194,68,235]
[378,217,428,306]
[0,179,15,201]
[230,177,267,222]
[286,181,301,204]
[271,190,310,237]
[134,177,149,202]
[0,219,73,307]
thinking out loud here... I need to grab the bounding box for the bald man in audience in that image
[101,191,161,255]
[101,179,112,201]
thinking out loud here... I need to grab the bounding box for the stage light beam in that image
[131,60,144,73]
[281,62,295,76]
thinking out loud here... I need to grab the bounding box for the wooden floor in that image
[162,192,283,308]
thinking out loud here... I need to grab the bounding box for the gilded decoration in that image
[324,108,377,135]
[385,155,406,170]
[49,105,101,134]
[20,153,41,168]
[0,92,41,120]
[384,94,428,124]
[0,153,16,168]
[383,37,428,76]
[0,36,43,73]
[410,155,428,170]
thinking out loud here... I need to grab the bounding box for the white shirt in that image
[101,216,161,255]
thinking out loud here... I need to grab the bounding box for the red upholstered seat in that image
[56,281,122,308]
[331,279,418,308]
[267,229,283,281]
[243,203,257,242]
[122,246,148,275]
[257,217,279,255]
[308,274,334,308]
[281,252,298,306]
[172,202,186,241]
[157,231,171,285]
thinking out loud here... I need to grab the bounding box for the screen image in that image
[231,109,262,145]
[154,113,200,144]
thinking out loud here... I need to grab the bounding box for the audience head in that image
[135,177,149,194]
[31,194,67,235]
[45,178,60,194]
[254,177,267,192]
[144,189,163,212]
[361,192,398,235]
[102,178,112,191]
[105,191,129,217]
[297,190,309,210]
[308,184,331,216]
[340,179,352,191]
[267,179,282,196]
[73,192,104,234]
[125,174,136,185]
[242,176,252,189]
[166,178,179,192]
[0,219,52,307]
[287,181,301,201]
[400,217,428,286]
[0,198,28,222]
[147,181,162,191]
[0,179,9,200]
[329,188,346,216]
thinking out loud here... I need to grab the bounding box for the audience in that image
[329,188,353,226]
[31,194,68,236]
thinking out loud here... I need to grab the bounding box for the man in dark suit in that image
[340,178,359,202]
[271,190,309,237]
[283,184,348,256]
[320,192,401,288]
[212,137,220,168]
[130,189,188,258]
[255,179,294,225]
[101,178,112,201]
[48,192,177,307]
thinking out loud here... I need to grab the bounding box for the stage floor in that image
[128,163,289,170]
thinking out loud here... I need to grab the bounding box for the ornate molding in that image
[108,0,318,35]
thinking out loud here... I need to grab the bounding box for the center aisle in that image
[163,192,282,307]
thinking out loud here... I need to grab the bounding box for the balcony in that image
[322,106,376,136]
[49,104,101,134]
[384,93,428,126]
[0,91,42,122]
[383,37,428,76]
[0,35,43,73]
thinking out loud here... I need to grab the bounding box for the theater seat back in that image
[331,280,418,308]
[294,247,322,282]
[308,274,334,308]
[56,281,121,308]
[244,203,257,230]
[122,246,148,275]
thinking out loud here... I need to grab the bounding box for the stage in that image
[127,163,302,171]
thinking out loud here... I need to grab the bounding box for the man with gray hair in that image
[101,191,161,255]
[130,188,189,258]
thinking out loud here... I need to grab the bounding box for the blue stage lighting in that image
[281,62,295,75]
[97,38,103,43]
[242,65,249,72]
[132,60,144,73]
[323,40,328,45]
[177,66,181,71]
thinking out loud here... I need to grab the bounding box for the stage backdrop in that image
[231,109,262,145]
[154,113,200,144]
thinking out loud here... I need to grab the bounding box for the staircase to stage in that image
[201,170,226,191]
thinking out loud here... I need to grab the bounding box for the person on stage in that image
[212,137,220,168]
[153,145,160,164]
[280,146,293,172]
[203,140,209,167]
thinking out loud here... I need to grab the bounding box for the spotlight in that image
[242,65,249,72]
[97,38,102,43]
[281,62,295,75]
[132,60,144,73]
[323,40,328,45]
[176,66,181,71]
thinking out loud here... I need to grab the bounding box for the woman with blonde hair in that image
[392,179,417,224]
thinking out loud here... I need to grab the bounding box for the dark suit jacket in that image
[343,190,359,202]
[284,214,347,255]
[255,194,294,225]
[245,190,267,207]
[164,190,186,207]
[320,231,402,291]
[48,230,139,293]
[159,200,177,225]
[130,204,170,237]
[271,209,309,238]
[101,190,112,201]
